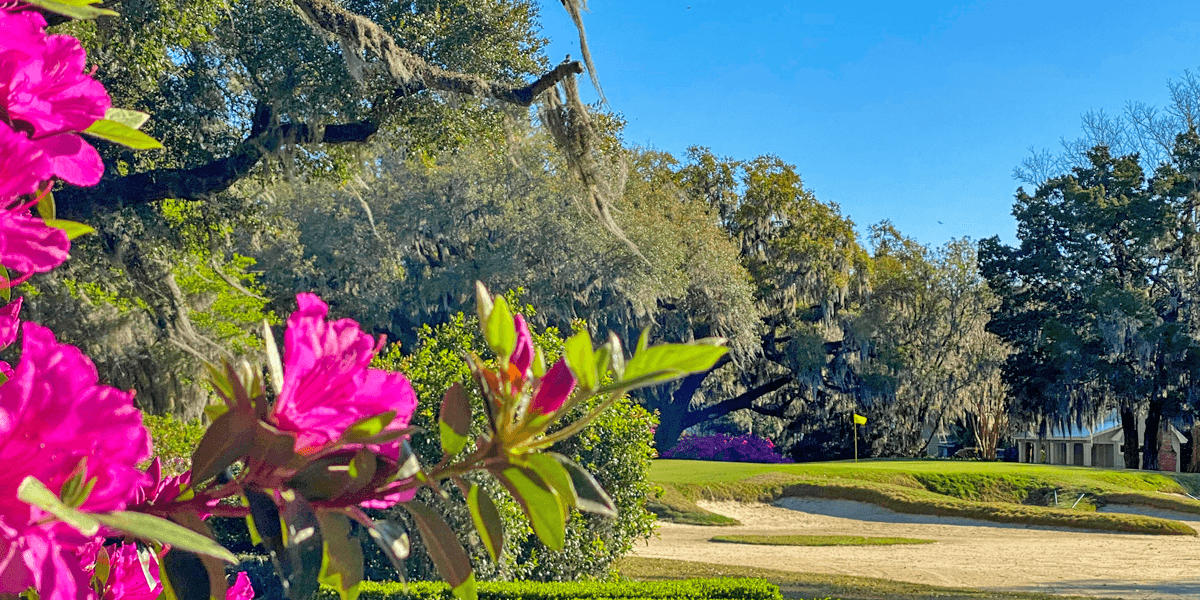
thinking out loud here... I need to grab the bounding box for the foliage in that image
[662,434,792,464]
[307,578,784,600]
[371,306,657,582]
[142,412,207,475]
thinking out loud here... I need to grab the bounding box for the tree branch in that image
[59,106,380,219]
[291,0,582,107]
[683,376,793,429]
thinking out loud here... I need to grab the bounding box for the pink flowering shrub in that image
[662,433,793,464]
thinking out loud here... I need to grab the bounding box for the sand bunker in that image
[632,499,1200,599]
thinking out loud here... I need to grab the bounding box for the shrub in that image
[370,308,657,582]
[310,578,783,600]
[142,412,205,475]
[663,433,792,463]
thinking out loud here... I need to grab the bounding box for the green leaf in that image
[0,267,9,303]
[17,476,99,536]
[364,519,409,580]
[563,330,597,391]
[636,327,651,354]
[42,219,95,240]
[36,189,55,221]
[93,511,238,564]
[203,404,229,421]
[466,484,503,562]
[524,454,574,522]
[553,454,617,518]
[499,467,565,551]
[84,118,163,149]
[452,575,478,600]
[438,382,471,456]
[484,296,516,362]
[246,489,324,600]
[316,511,363,600]
[403,501,475,597]
[190,409,255,484]
[343,411,396,441]
[104,108,151,130]
[621,342,728,387]
[158,512,231,600]
[21,0,117,19]
[160,549,216,600]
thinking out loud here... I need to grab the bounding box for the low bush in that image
[310,578,783,600]
[142,412,205,475]
[662,434,791,464]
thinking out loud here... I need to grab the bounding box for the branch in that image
[291,0,582,107]
[683,376,793,429]
[59,107,379,220]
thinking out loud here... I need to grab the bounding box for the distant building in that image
[1013,414,1185,471]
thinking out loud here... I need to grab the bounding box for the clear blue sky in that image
[536,1,1200,247]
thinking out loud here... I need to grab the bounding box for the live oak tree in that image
[981,146,1198,469]
[29,0,610,417]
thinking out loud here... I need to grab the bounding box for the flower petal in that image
[529,359,576,416]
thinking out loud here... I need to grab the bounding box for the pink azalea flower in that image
[99,544,161,600]
[271,293,418,462]
[510,314,533,375]
[0,323,151,600]
[0,9,108,187]
[226,572,254,600]
[129,458,192,509]
[0,122,52,199]
[0,297,20,348]
[529,359,576,416]
[0,200,70,283]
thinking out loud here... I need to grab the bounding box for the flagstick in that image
[853,415,858,463]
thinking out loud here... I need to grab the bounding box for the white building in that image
[1013,414,1186,471]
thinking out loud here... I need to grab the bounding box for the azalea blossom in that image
[271,293,418,460]
[510,313,534,375]
[0,122,52,200]
[528,359,576,416]
[0,199,71,284]
[0,323,151,600]
[0,9,108,187]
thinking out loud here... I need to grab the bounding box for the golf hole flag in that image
[853,413,867,425]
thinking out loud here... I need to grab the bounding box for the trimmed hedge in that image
[309,579,783,600]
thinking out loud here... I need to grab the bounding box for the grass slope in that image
[618,557,1102,600]
[710,534,936,546]
[651,459,1200,535]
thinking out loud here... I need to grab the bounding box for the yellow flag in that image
[853,413,867,425]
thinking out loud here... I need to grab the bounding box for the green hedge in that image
[311,579,783,600]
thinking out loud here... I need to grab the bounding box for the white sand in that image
[632,499,1200,599]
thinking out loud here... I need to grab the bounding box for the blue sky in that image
[536,1,1200,248]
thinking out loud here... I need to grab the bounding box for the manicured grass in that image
[710,534,936,547]
[649,459,1200,535]
[617,557,1102,600]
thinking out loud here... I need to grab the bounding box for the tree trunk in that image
[1191,418,1200,472]
[1121,408,1141,469]
[1142,400,1162,471]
